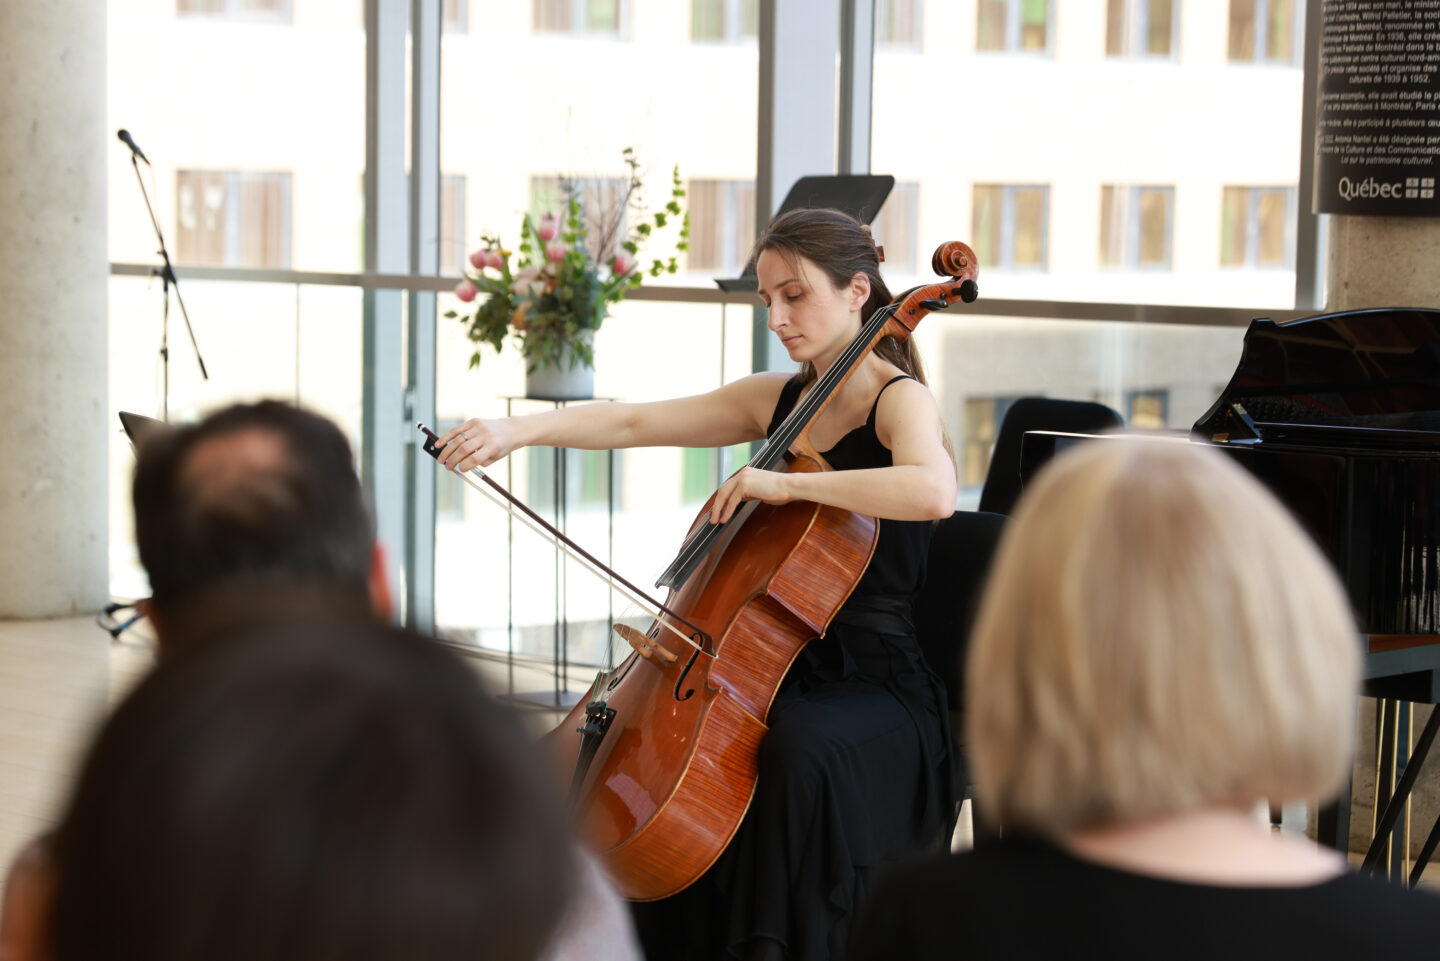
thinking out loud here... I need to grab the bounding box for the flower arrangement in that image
[449,148,688,374]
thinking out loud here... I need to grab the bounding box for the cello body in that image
[547,455,876,901]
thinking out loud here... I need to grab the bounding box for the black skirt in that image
[632,621,957,961]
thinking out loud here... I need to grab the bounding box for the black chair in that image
[977,397,1124,517]
[913,509,1009,841]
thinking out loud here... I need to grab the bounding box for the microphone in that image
[117,129,150,166]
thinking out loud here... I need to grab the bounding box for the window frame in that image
[1099,184,1175,271]
[972,183,1051,272]
[1105,0,1179,61]
[689,0,757,44]
[1227,0,1302,66]
[532,0,630,39]
[976,0,1054,55]
[175,0,292,23]
[1220,185,1297,270]
[175,169,293,270]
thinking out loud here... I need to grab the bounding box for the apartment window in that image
[534,0,624,35]
[440,174,467,276]
[1228,0,1299,65]
[443,0,467,32]
[686,179,756,275]
[1220,186,1295,268]
[175,170,292,269]
[1106,0,1176,59]
[528,449,615,511]
[869,181,919,275]
[682,444,749,504]
[1100,185,1174,269]
[690,0,756,42]
[178,0,290,20]
[972,184,1049,271]
[531,175,630,265]
[977,0,1052,53]
[876,0,921,47]
[1127,389,1169,429]
[961,396,1022,489]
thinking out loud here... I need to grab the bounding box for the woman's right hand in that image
[436,418,518,472]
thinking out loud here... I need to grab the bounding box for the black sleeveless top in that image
[766,373,933,607]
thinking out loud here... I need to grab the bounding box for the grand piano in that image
[1020,307,1440,882]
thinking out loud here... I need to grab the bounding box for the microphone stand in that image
[126,151,208,421]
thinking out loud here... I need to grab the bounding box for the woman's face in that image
[755,249,867,370]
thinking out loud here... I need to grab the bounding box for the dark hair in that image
[748,207,932,388]
[132,400,374,611]
[48,617,576,961]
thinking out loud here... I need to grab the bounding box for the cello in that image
[424,240,977,901]
[552,239,977,901]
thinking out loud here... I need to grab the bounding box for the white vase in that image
[525,341,595,401]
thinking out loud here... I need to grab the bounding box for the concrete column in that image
[1325,217,1440,311]
[0,3,109,617]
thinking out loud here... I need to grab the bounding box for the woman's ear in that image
[849,272,871,310]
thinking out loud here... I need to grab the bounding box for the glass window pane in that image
[1106,0,1125,56]
[1267,0,1294,62]
[740,0,758,36]
[870,182,919,274]
[585,0,620,33]
[1146,0,1173,56]
[691,0,723,41]
[1099,184,1119,266]
[1012,187,1046,268]
[1228,0,1256,61]
[1137,188,1170,267]
[972,185,1002,268]
[1220,186,1248,266]
[440,174,466,275]
[977,0,1007,51]
[534,0,571,31]
[1020,0,1048,50]
[1256,189,1288,266]
[961,398,997,488]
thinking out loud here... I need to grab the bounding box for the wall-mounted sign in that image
[1316,0,1440,216]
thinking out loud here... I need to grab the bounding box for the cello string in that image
[659,302,903,585]
[451,463,709,655]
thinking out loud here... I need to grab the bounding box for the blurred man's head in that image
[45,620,574,961]
[132,401,388,648]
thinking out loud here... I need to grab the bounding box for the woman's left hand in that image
[710,466,794,525]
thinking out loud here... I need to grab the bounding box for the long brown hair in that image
[749,207,931,387]
[749,208,953,467]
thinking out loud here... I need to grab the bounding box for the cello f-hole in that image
[673,648,700,702]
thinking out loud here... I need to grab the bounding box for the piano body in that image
[1019,307,1440,880]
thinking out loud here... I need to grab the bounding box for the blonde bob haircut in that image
[966,439,1360,835]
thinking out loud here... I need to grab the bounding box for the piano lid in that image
[1192,307,1440,443]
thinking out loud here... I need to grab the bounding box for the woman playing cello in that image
[437,208,959,961]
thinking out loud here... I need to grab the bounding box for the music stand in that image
[118,410,170,451]
[714,174,895,293]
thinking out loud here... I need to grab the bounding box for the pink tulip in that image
[612,250,637,276]
[469,250,487,269]
[545,240,568,263]
[536,213,560,242]
[484,249,504,270]
[455,280,477,302]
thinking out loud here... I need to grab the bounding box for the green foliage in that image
[452,151,689,373]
